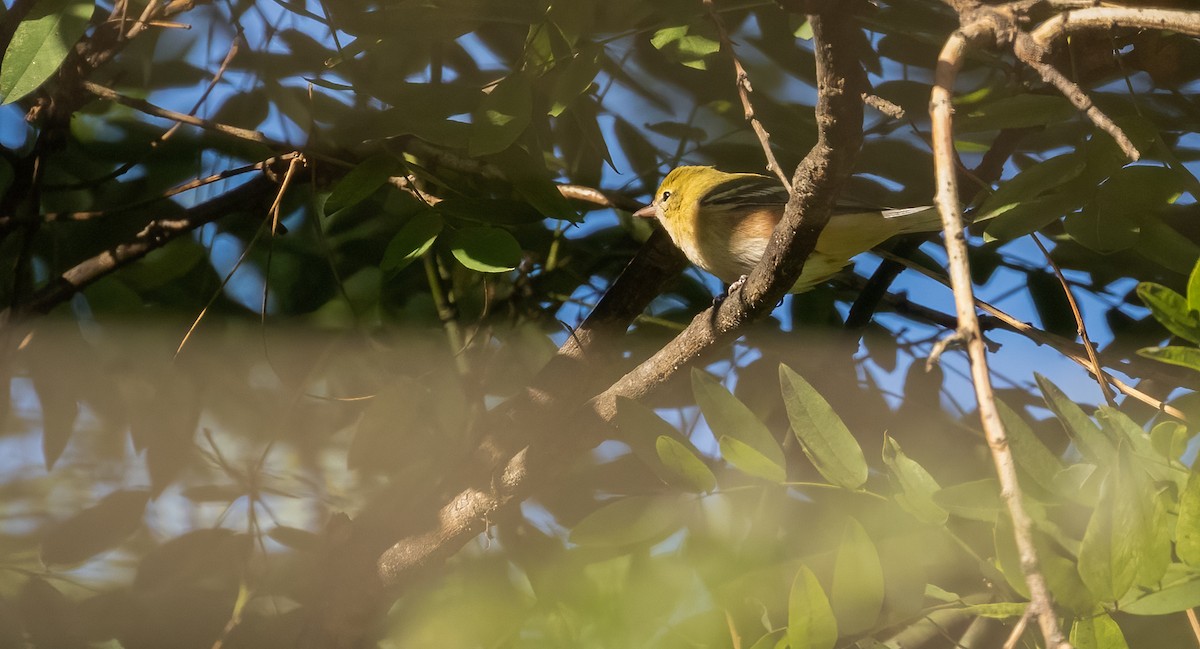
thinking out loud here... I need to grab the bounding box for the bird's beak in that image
[633,204,657,219]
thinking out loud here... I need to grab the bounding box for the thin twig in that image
[1001,606,1033,649]
[930,24,1071,649]
[1186,609,1200,648]
[1031,233,1116,405]
[1,174,274,321]
[81,80,286,148]
[703,0,791,190]
[879,249,1189,422]
[1011,32,1140,161]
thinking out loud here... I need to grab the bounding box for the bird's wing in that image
[700,174,789,208]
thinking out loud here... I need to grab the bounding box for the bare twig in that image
[1187,608,1200,647]
[1001,606,1033,649]
[930,23,1071,649]
[703,0,792,189]
[1011,32,1140,161]
[1031,233,1116,405]
[1,174,274,322]
[81,80,286,148]
[880,249,1189,422]
[862,92,905,119]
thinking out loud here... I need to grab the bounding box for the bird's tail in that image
[881,206,942,234]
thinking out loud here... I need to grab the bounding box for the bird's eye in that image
[661,190,671,202]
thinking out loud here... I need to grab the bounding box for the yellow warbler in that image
[633,166,940,293]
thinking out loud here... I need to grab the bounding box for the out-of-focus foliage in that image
[1,0,1200,647]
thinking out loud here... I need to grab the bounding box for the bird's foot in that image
[713,275,749,307]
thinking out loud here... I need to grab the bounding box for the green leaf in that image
[1149,420,1188,461]
[830,518,884,635]
[40,490,149,565]
[324,154,401,215]
[933,479,1002,522]
[958,94,1076,132]
[692,369,786,480]
[1188,257,1200,314]
[469,72,533,156]
[718,435,786,483]
[0,0,93,104]
[613,397,711,490]
[1120,564,1200,615]
[569,494,686,547]
[1137,282,1200,343]
[1064,205,1139,254]
[882,434,947,524]
[995,399,1063,493]
[1177,472,1200,566]
[1077,448,1149,602]
[962,603,1028,619]
[1138,346,1200,373]
[1035,373,1112,463]
[788,564,838,649]
[1134,216,1200,275]
[983,192,1088,242]
[1070,613,1128,649]
[655,435,717,493]
[976,154,1085,222]
[446,227,522,273]
[548,45,600,117]
[381,212,442,272]
[650,24,719,70]
[778,364,867,490]
[747,629,786,649]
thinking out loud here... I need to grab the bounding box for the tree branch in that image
[1,173,274,322]
[930,20,1070,649]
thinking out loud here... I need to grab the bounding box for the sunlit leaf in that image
[1137,282,1200,344]
[655,435,717,493]
[446,227,522,273]
[569,494,687,547]
[381,212,442,272]
[718,435,786,483]
[692,369,785,481]
[1070,613,1129,649]
[1177,472,1200,566]
[933,479,1001,522]
[0,0,93,104]
[1078,448,1150,602]
[779,364,867,490]
[788,564,837,649]
[469,72,533,156]
[995,398,1063,493]
[1036,373,1112,463]
[1137,346,1200,373]
[830,518,884,634]
[962,602,1027,619]
[882,435,947,524]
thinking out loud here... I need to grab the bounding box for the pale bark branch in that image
[930,25,1070,649]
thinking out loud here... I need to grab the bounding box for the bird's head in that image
[632,165,727,225]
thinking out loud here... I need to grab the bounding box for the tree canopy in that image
[2,0,1200,648]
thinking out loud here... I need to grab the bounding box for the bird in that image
[632,166,941,293]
